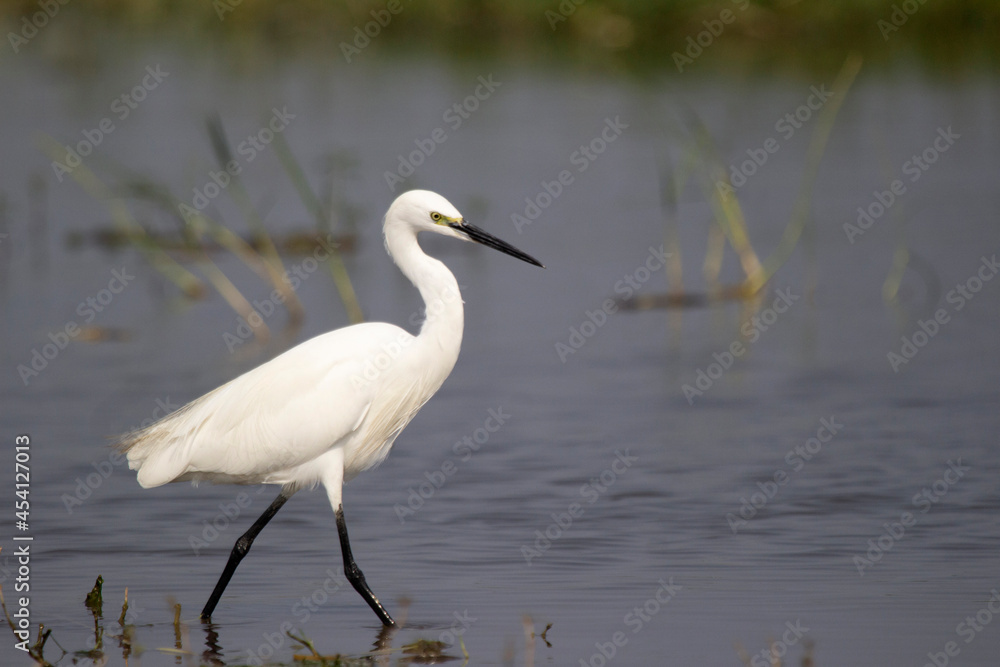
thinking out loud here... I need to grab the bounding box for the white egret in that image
[117,190,543,626]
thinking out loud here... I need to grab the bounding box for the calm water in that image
[1,41,999,666]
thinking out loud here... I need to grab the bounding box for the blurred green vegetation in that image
[3,0,997,71]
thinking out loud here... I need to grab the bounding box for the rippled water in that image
[1,42,999,666]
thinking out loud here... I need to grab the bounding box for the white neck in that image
[385,226,464,363]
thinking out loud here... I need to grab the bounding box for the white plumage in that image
[121,322,447,488]
[116,189,543,626]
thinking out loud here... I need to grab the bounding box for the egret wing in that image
[118,323,409,488]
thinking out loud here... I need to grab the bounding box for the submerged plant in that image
[38,111,366,352]
[634,52,862,311]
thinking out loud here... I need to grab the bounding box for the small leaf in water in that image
[539,622,553,648]
[84,575,103,614]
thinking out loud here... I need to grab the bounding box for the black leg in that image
[335,505,396,627]
[200,492,289,620]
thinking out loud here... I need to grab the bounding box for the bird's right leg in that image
[200,491,290,620]
[321,453,396,627]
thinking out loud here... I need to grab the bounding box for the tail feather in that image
[114,391,211,488]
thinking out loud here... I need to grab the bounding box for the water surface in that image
[1,45,999,666]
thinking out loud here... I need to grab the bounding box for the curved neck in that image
[385,227,464,357]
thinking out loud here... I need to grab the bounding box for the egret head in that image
[386,190,544,268]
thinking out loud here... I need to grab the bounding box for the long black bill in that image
[451,221,545,268]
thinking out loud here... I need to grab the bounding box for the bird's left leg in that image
[335,504,397,627]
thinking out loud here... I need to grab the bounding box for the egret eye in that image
[430,212,443,222]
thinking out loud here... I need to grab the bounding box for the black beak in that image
[450,221,545,268]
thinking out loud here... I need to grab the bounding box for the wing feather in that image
[117,323,412,488]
